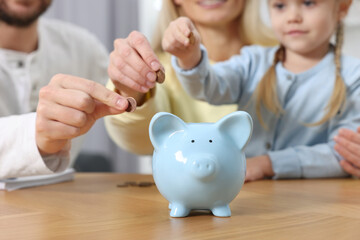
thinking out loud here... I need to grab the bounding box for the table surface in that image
[1,173,359,240]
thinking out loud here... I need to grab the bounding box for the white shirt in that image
[0,18,109,179]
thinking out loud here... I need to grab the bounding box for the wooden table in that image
[1,174,359,240]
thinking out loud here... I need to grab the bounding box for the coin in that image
[138,182,155,187]
[188,32,195,45]
[125,97,137,112]
[125,181,138,186]
[116,183,128,188]
[156,69,165,83]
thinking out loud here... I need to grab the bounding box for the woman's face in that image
[174,0,246,27]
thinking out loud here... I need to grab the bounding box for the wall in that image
[343,0,360,58]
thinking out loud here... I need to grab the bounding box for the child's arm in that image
[268,80,360,179]
[267,144,348,179]
[165,18,263,106]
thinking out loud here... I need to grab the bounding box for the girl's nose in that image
[287,6,303,23]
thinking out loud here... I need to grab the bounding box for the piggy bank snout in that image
[190,156,217,180]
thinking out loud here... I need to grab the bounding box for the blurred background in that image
[43,0,360,174]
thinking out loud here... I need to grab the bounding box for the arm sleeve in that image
[0,113,70,179]
[171,45,252,105]
[268,144,347,179]
[268,80,360,179]
[104,80,171,155]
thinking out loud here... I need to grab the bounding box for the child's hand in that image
[334,127,360,177]
[245,155,275,182]
[162,17,202,70]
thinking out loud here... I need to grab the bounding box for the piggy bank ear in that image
[149,112,187,149]
[216,111,253,150]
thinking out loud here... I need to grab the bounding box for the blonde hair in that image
[151,0,278,53]
[255,22,346,129]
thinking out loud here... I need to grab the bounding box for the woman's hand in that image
[162,17,202,70]
[108,31,164,105]
[334,127,360,177]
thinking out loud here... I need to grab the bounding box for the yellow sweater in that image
[104,52,237,155]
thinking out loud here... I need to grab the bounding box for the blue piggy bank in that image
[149,111,253,217]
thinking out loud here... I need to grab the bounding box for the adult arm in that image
[105,31,169,155]
[0,113,59,179]
[0,74,129,179]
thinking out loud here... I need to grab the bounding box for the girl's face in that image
[173,0,245,27]
[268,0,348,55]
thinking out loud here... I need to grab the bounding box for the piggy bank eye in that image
[209,140,213,143]
[191,140,195,143]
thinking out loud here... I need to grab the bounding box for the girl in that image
[163,0,359,181]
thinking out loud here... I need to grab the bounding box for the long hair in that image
[254,22,346,129]
[151,0,278,54]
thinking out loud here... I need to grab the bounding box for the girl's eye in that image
[273,2,285,10]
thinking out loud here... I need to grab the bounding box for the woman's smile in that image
[197,0,227,9]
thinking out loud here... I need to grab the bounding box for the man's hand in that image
[36,74,131,155]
